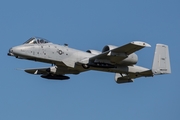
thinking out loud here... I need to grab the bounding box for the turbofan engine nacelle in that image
[86,50,102,55]
[120,53,138,65]
[46,66,57,74]
[102,45,118,52]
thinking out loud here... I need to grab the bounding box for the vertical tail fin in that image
[152,44,171,74]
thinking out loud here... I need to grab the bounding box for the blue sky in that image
[0,0,180,120]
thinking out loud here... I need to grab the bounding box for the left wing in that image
[20,66,73,80]
[23,67,50,75]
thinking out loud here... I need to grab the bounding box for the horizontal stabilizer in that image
[115,73,134,84]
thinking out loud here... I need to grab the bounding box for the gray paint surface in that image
[8,37,171,84]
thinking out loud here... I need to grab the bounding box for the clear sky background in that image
[0,0,179,120]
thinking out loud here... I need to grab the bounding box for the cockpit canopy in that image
[24,37,50,44]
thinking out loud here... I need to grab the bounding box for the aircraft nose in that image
[8,46,21,56]
[7,48,14,56]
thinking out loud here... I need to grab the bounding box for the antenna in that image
[64,43,68,46]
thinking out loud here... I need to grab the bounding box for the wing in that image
[91,41,150,61]
[79,41,151,65]
[20,66,76,80]
[23,67,50,75]
[24,67,70,80]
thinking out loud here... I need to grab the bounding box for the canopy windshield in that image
[24,37,50,44]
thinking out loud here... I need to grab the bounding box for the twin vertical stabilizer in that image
[152,44,171,74]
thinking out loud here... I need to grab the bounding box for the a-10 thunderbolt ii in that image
[8,37,171,84]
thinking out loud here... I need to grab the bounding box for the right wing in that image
[80,41,151,64]
[91,41,151,60]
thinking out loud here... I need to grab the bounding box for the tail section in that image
[114,43,171,83]
[152,44,171,74]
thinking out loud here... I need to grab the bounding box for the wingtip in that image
[131,41,151,47]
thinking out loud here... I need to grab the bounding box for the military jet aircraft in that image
[8,37,171,84]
